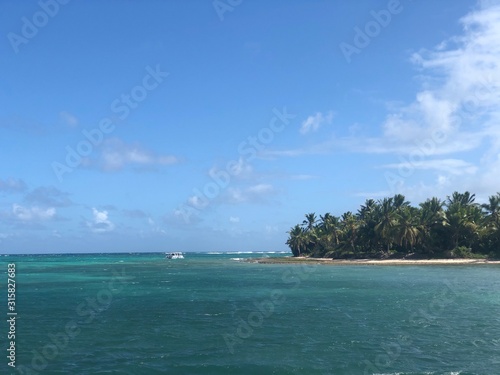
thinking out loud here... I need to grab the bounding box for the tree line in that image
[286,192,500,259]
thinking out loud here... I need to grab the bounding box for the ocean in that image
[1,252,499,375]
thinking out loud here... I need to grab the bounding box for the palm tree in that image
[420,198,446,225]
[301,212,318,253]
[394,206,420,251]
[286,225,308,257]
[447,191,476,207]
[288,190,499,259]
[319,213,341,247]
[358,199,378,224]
[445,202,482,249]
[481,193,500,255]
[357,199,379,253]
[482,193,500,227]
[340,212,359,254]
[444,191,483,250]
[419,197,447,253]
[393,194,410,210]
[374,197,399,253]
[302,213,317,231]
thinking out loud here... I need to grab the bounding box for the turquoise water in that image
[1,252,500,374]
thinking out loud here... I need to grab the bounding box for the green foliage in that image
[451,246,473,258]
[285,191,500,259]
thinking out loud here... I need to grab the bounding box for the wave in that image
[203,251,291,255]
[226,251,291,254]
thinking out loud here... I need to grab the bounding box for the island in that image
[279,191,500,263]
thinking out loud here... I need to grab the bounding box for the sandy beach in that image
[251,257,500,265]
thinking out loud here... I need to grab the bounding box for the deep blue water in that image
[1,252,500,374]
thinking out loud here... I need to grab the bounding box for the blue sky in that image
[1,0,499,253]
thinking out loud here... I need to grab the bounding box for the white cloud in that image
[376,2,500,154]
[299,111,333,134]
[12,204,56,221]
[227,188,245,203]
[59,111,79,128]
[247,184,273,194]
[25,186,72,207]
[87,208,115,233]
[187,195,208,209]
[267,3,500,200]
[269,3,500,157]
[368,2,500,199]
[229,216,240,223]
[471,153,500,196]
[226,184,276,204]
[208,157,253,180]
[352,191,392,199]
[261,148,307,158]
[0,178,27,193]
[382,159,478,175]
[261,136,338,158]
[184,160,265,211]
[98,138,179,171]
[228,157,254,178]
[170,208,202,226]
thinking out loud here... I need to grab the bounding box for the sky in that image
[1,0,499,253]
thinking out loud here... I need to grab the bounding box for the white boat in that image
[166,252,184,259]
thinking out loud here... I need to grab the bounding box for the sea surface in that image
[1,252,500,375]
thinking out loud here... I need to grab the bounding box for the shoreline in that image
[250,257,500,265]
